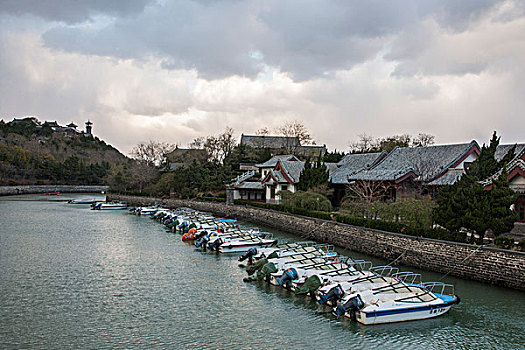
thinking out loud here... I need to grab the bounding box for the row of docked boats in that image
[138,207,279,253]
[131,206,460,325]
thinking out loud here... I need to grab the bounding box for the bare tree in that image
[345,180,388,203]
[203,127,236,165]
[349,133,436,153]
[378,134,411,152]
[348,133,378,153]
[412,133,435,147]
[409,154,443,197]
[129,161,158,193]
[342,180,391,219]
[130,140,175,167]
[255,127,270,136]
[276,120,315,145]
[188,137,205,149]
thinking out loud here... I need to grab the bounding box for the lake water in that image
[1,194,524,349]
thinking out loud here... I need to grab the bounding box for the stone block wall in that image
[0,185,109,196]
[112,195,525,291]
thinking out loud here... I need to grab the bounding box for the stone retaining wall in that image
[0,185,109,196]
[112,195,525,291]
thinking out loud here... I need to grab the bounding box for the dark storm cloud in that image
[42,0,264,79]
[1,0,524,153]
[0,0,153,24]
[35,0,507,81]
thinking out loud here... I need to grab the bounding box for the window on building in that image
[464,162,472,169]
[281,185,288,191]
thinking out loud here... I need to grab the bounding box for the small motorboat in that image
[217,236,278,253]
[68,198,98,204]
[91,202,127,210]
[44,192,60,195]
[130,206,159,215]
[332,281,460,324]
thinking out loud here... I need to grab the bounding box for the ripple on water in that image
[1,197,524,350]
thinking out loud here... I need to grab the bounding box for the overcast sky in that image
[1,0,524,154]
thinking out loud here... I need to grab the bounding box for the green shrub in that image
[280,190,332,212]
[518,240,525,252]
[234,199,466,243]
[340,198,435,229]
[494,236,515,249]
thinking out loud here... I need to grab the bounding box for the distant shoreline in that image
[0,185,109,196]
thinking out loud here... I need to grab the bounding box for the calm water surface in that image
[1,195,524,349]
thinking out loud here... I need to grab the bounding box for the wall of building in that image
[511,175,525,185]
[111,195,525,291]
[454,152,478,169]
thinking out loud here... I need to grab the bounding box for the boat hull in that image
[68,199,97,204]
[92,203,127,210]
[355,301,456,325]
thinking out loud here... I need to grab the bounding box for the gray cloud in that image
[36,0,508,81]
[1,0,524,154]
[0,0,153,24]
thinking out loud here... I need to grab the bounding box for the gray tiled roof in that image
[428,169,464,186]
[241,135,300,149]
[255,155,298,168]
[299,145,326,150]
[350,141,479,182]
[510,159,525,175]
[481,152,525,187]
[235,182,265,190]
[494,144,525,162]
[330,152,385,184]
[325,162,338,174]
[279,160,305,183]
[270,169,286,183]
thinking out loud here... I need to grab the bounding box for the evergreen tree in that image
[298,160,312,191]
[433,132,518,236]
[323,150,344,163]
[498,144,516,168]
[467,131,500,180]
[298,158,329,191]
[486,170,518,234]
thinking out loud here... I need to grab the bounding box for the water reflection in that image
[1,197,524,349]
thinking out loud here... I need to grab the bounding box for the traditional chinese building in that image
[482,144,525,223]
[240,134,327,159]
[329,151,387,205]
[347,141,480,201]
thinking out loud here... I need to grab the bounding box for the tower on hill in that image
[85,120,93,135]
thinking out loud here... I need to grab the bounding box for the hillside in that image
[0,117,132,186]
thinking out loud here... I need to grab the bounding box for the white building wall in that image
[511,175,525,185]
[233,189,241,200]
[260,168,272,180]
[453,153,478,169]
[278,183,297,193]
